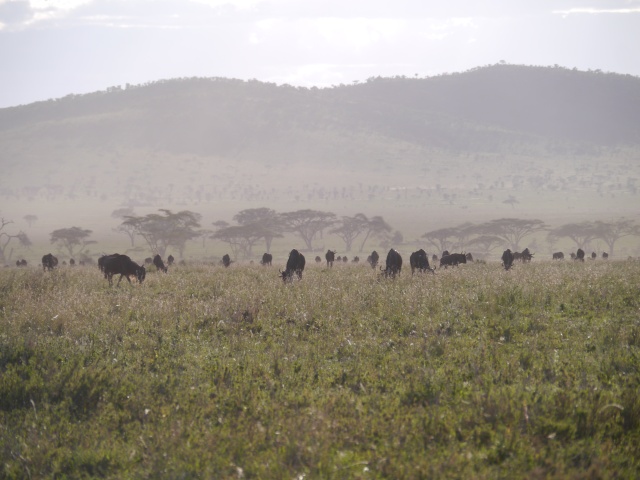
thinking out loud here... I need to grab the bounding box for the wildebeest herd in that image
[29,244,618,287]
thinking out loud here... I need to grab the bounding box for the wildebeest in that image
[144,257,153,265]
[325,249,336,267]
[367,250,379,269]
[521,248,534,263]
[570,252,577,260]
[167,254,175,266]
[69,258,76,266]
[591,251,597,260]
[99,253,118,272]
[102,254,146,286]
[381,249,402,278]
[602,252,609,259]
[575,249,585,262]
[502,249,514,271]
[442,250,450,257]
[342,256,348,263]
[222,254,232,268]
[352,256,360,263]
[280,249,305,282]
[16,259,27,267]
[42,253,58,271]
[410,249,433,275]
[439,253,467,268]
[153,254,167,273]
[552,252,564,260]
[260,253,273,266]
[315,256,322,263]
[465,253,474,262]
[432,254,438,263]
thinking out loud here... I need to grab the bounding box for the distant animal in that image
[367,250,379,269]
[315,256,322,263]
[381,249,402,278]
[591,251,597,260]
[410,249,433,275]
[575,249,585,262]
[16,259,27,267]
[521,248,534,263]
[144,257,153,265]
[101,254,146,286]
[432,254,438,263]
[280,249,305,282]
[167,254,175,266]
[552,252,564,260]
[222,254,232,268]
[69,258,75,266]
[153,254,167,273]
[352,256,359,263]
[260,253,273,266]
[465,253,474,262]
[570,253,577,260]
[502,249,514,271]
[42,253,58,271]
[439,253,467,268]
[602,252,609,259]
[342,256,348,263]
[325,249,336,267]
[336,256,342,262]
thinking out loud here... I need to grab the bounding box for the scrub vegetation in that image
[1,260,639,478]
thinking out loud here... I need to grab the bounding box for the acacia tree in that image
[233,208,282,253]
[122,209,201,257]
[50,227,95,258]
[592,219,639,257]
[547,221,599,250]
[212,224,278,259]
[330,215,369,252]
[422,227,459,254]
[478,218,547,250]
[280,209,336,251]
[112,208,137,246]
[0,217,31,264]
[23,215,38,228]
[358,214,392,252]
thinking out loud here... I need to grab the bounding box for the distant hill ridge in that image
[1,64,639,157]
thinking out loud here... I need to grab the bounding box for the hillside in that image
[1,64,639,246]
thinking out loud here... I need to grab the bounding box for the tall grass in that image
[1,260,639,478]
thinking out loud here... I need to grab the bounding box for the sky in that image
[0,0,639,108]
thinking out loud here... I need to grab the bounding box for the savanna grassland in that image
[1,260,639,478]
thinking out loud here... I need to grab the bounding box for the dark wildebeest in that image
[16,259,27,267]
[144,257,153,265]
[502,249,515,271]
[260,253,273,266]
[325,249,336,268]
[410,249,433,275]
[553,252,564,260]
[167,254,175,266]
[153,254,167,273]
[222,254,232,268]
[315,256,322,263]
[591,251,597,260]
[342,256,348,263]
[280,249,305,282]
[352,256,360,263]
[367,250,379,269]
[575,249,585,262]
[42,253,58,271]
[432,254,438,263]
[439,253,467,268]
[442,250,450,258]
[102,254,146,286]
[336,256,342,262]
[521,248,534,263]
[69,258,76,266]
[570,252,577,260]
[602,252,609,259]
[465,253,474,262]
[381,249,402,278]
[99,253,119,272]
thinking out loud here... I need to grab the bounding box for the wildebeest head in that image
[136,265,146,283]
[280,249,305,282]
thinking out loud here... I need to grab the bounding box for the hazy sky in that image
[1,0,639,108]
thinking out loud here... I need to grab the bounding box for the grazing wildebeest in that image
[280,249,305,282]
[222,254,232,268]
[69,258,76,266]
[153,254,168,273]
[381,249,402,278]
[502,249,514,271]
[591,251,597,260]
[521,248,534,263]
[410,249,433,275]
[465,253,474,262]
[167,254,175,266]
[575,249,585,262]
[432,254,438,263]
[102,254,146,286]
[439,253,467,268]
[325,249,336,267]
[144,257,153,265]
[336,256,342,262]
[315,256,322,264]
[342,256,348,263]
[16,259,27,267]
[352,256,360,263]
[367,250,379,269]
[602,252,609,259]
[570,252,577,260]
[553,252,564,260]
[42,253,58,271]
[260,253,273,266]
